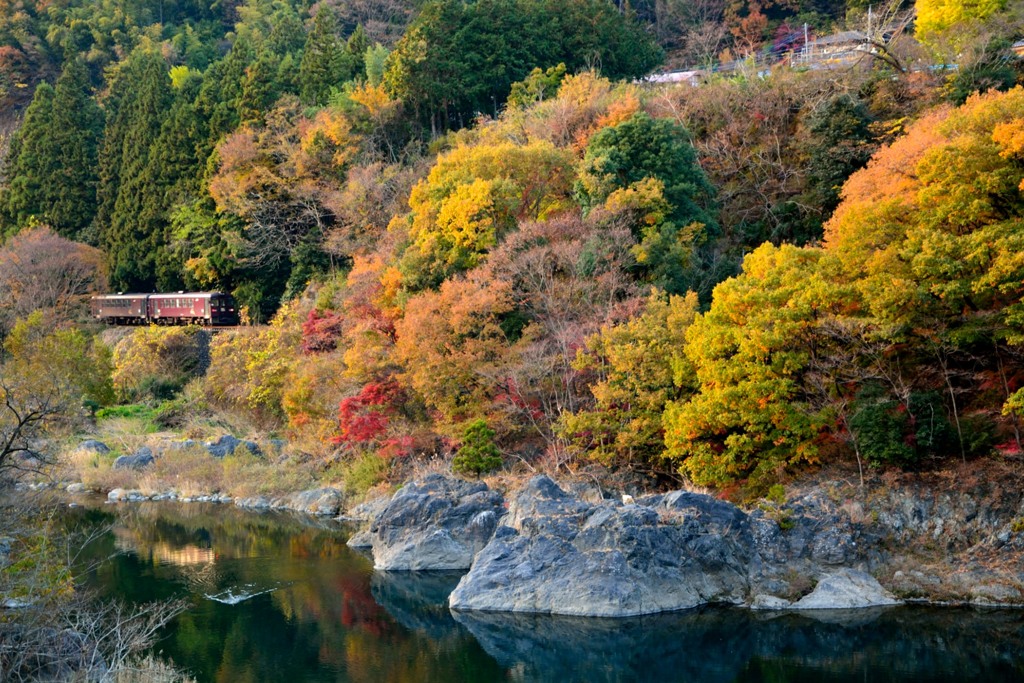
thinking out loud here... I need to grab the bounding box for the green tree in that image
[801,94,875,224]
[0,82,56,236]
[299,6,351,106]
[560,288,699,468]
[578,112,719,295]
[345,24,369,82]
[578,112,716,230]
[97,49,173,290]
[384,0,662,133]
[452,418,503,476]
[1,59,103,239]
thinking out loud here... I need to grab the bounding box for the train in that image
[90,292,239,326]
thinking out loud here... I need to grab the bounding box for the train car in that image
[91,292,239,326]
[90,293,149,325]
[149,292,239,326]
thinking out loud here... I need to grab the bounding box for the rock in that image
[234,496,271,510]
[112,447,154,471]
[66,482,88,494]
[166,439,197,451]
[751,594,793,610]
[12,451,43,470]
[286,488,345,516]
[78,439,110,454]
[790,569,900,610]
[449,476,752,617]
[0,536,11,569]
[344,494,392,522]
[2,597,33,609]
[205,435,261,458]
[369,473,504,570]
[347,529,374,548]
[106,488,145,502]
[969,581,1023,605]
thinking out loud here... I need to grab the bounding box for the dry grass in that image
[112,655,196,683]
[60,439,328,500]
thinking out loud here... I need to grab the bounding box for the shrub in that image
[340,452,390,497]
[112,326,203,402]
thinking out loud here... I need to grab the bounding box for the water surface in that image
[68,501,1024,682]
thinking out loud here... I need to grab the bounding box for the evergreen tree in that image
[299,6,350,106]
[1,82,56,236]
[345,24,369,83]
[47,59,104,239]
[98,50,174,291]
[452,419,503,477]
[239,51,282,124]
[1,59,103,239]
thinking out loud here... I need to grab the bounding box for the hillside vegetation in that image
[0,0,1023,498]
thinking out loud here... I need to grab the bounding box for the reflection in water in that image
[452,605,1024,683]
[371,570,467,642]
[67,501,1024,683]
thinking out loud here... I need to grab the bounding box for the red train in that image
[90,292,239,326]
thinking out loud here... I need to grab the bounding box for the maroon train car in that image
[89,293,149,325]
[91,292,238,326]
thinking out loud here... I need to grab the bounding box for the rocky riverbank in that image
[350,471,1024,616]
[47,435,1024,615]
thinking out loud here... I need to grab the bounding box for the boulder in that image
[78,439,110,454]
[790,569,901,610]
[347,529,374,548]
[66,483,88,494]
[369,473,504,570]
[107,488,146,502]
[285,488,345,516]
[234,496,272,510]
[0,536,11,569]
[112,447,154,471]
[205,435,261,458]
[344,494,392,522]
[449,476,752,617]
[750,594,793,610]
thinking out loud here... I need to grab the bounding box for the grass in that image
[60,436,335,500]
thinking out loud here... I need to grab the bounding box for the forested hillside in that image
[1,0,1023,497]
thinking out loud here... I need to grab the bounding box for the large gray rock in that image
[370,474,504,570]
[347,529,374,548]
[112,447,154,470]
[205,435,261,458]
[790,569,901,610]
[448,476,753,617]
[78,439,110,454]
[0,536,12,569]
[285,488,345,516]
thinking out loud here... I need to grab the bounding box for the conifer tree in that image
[47,59,104,238]
[98,50,173,290]
[1,82,56,236]
[345,24,369,83]
[299,6,349,106]
[1,59,103,239]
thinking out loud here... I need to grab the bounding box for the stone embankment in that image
[349,473,1024,616]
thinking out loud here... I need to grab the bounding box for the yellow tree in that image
[663,244,858,489]
[560,288,699,468]
[396,140,574,290]
[915,0,1007,51]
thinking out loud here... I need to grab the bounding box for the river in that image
[66,501,1024,683]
